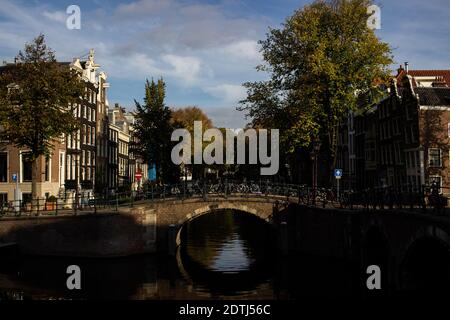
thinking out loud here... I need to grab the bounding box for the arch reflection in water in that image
[178,209,277,297]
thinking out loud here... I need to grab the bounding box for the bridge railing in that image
[343,184,450,214]
[1,182,449,218]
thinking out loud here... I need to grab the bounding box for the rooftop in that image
[414,87,450,106]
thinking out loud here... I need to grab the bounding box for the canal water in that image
[0,210,358,300]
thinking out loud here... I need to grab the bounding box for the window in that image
[411,126,416,143]
[0,152,7,182]
[0,193,7,206]
[411,151,416,168]
[22,153,32,182]
[44,157,50,182]
[429,176,442,194]
[83,125,87,145]
[67,154,72,180]
[429,148,442,167]
[59,152,65,187]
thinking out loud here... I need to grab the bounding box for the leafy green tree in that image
[0,34,83,200]
[239,0,392,182]
[172,106,214,180]
[133,78,178,183]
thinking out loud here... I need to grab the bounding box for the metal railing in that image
[0,181,448,218]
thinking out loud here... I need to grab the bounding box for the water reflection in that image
[177,210,276,297]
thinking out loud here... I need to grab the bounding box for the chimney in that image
[404,62,409,74]
[397,65,404,76]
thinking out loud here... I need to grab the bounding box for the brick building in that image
[338,69,450,194]
[0,50,105,203]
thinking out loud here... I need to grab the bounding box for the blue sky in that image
[0,0,449,127]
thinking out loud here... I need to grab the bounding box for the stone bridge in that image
[0,195,290,257]
[294,206,450,292]
[130,196,289,255]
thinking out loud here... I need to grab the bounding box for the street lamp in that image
[310,137,322,205]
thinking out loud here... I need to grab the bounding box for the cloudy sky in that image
[0,0,449,127]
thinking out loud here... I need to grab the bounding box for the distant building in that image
[108,104,148,192]
[0,49,105,203]
[338,70,450,194]
[107,123,119,192]
[0,141,66,204]
[95,71,110,195]
[64,50,100,200]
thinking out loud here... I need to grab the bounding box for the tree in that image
[172,106,214,180]
[239,0,393,183]
[133,78,177,183]
[171,106,213,132]
[0,34,84,201]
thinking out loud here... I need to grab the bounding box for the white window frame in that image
[428,148,442,167]
[59,151,65,187]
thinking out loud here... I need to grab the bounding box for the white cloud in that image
[42,10,66,23]
[224,40,262,61]
[116,0,174,17]
[205,84,247,103]
[162,54,202,85]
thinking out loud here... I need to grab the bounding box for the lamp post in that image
[310,137,322,205]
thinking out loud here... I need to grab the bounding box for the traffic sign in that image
[12,173,17,182]
[135,172,143,181]
[334,169,343,179]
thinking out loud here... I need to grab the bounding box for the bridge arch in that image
[399,225,450,263]
[398,226,450,292]
[175,202,273,247]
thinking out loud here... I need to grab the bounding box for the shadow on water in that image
[0,254,159,300]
